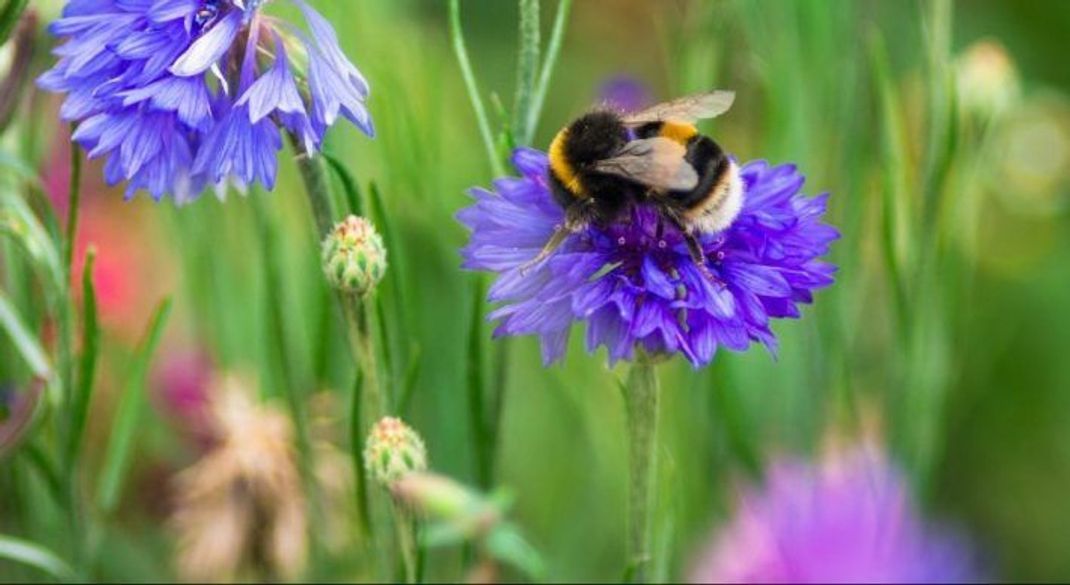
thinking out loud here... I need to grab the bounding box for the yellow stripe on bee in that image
[548,128,588,198]
[658,121,698,145]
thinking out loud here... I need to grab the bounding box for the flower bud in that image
[390,472,502,538]
[956,39,1020,120]
[321,215,387,297]
[364,417,427,486]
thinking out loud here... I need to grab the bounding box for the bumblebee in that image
[529,90,742,274]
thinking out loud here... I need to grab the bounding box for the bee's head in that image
[565,111,628,167]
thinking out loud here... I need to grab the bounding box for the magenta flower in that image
[691,447,982,583]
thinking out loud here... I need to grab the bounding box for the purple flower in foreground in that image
[458,149,838,366]
[691,448,982,583]
[39,0,373,201]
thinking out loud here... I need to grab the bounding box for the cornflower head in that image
[458,148,839,366]
[39,0,373,202]
[690,446,982,583]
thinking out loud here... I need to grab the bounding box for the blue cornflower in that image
[458,149,839,366]
[39,0,373,201]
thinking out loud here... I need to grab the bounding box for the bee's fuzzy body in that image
[548,111,645,227]
[637,121,743,235]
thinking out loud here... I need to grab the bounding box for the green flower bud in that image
[390,472,502,538]
[364,417,427,486]
[322,215,387,297]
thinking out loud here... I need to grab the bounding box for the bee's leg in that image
[661,205,718,282]
[518,225,573,276]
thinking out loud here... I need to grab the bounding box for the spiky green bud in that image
[364,417,428,486]
[322,215,387,297]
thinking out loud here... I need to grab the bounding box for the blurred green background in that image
[2,0,1070,581]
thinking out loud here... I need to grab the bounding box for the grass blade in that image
[323,151,364,217]
[66,247,99,466]
[0,291,51,379]
[1,186,64,293]
[96,298,172,514]
[0,534,75,581]
[0,0,29,46]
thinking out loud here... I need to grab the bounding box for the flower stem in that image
[392,501,418,584]
[511,0,540,147]
[293,150,336,238]
[622,359,660,583]
[523,0,573,145]
[345,298,384,422]
[448,0,506,177]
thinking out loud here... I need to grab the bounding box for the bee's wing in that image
[592,137,699,192]
[622,90,736,125]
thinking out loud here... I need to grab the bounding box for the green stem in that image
[392,502,418,584]
[294,150,336,238]
[466,278,492,488]
[345,299,384,421]
[349,371,372,538]
[622,360,659,583]
[524,0,572,145]
[448,0,506,177]
[342,298,382,541]
[512,0,540,147]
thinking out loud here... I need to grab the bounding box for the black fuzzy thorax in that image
[558,111,645,224]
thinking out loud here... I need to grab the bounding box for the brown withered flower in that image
[169,374,307,582]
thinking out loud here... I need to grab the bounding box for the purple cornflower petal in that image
[459,148,839,367]
[690,446,984,583]
[39,0,375,201]
[169,9,242,77]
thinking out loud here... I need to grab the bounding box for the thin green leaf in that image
[0,188,64,293]
[0,291,51,379]
[21,443,64,504]
[62,131,83,280]
[448,0,507,176]
[96,298,172,514]
[323,152,364,217]
[349,370,371,537]
[367,182,406,380]
[0,0,29,46]
[0,534,75,581]
[485,524,545,580]
[466,277,491,488]
[66,248,99,466]
[868,30,912,342]
[512,0,541,147]
[397,343,423,417]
